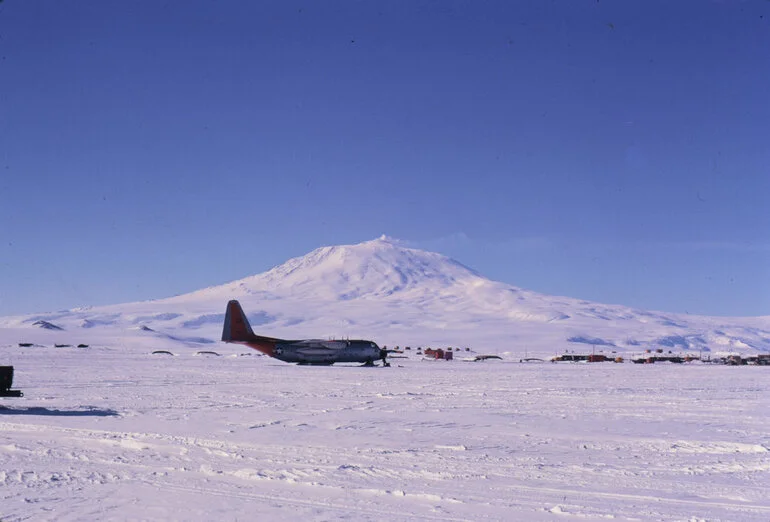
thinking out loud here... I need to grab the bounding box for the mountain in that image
[1,235,769,356]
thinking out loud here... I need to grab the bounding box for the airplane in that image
[221,300,390,366]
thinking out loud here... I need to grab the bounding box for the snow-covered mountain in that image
[2,235,769,356]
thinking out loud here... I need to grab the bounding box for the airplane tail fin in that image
[221,300,281,357]
[222,300,256,342]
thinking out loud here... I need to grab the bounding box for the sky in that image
[1,0,769,317]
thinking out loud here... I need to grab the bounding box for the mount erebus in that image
[1,236,768,357]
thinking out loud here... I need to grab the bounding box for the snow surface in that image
[1,236,769,358]
[2,237,770,520]
[1,346,769,521]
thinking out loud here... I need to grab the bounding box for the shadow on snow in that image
[0,406,119,417]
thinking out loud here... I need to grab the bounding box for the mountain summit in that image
[2,236,769,355]
[179,236,482,303]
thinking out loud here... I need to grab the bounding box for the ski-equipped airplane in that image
[221,300,390,366]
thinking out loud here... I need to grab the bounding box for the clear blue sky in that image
[1,0,769,316]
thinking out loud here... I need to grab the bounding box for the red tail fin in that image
[221,300,280,357]
[222,300,255,342]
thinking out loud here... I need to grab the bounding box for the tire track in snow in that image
[144,481,472,522]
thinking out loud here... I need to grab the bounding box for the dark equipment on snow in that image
[0,366,23,397]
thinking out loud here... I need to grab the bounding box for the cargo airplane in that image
[221,300,390,366]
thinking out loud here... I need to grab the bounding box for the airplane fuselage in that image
[273,340,382,365]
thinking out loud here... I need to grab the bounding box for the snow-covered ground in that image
[1,345,769,521]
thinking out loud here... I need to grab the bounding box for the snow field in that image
[1,346,768,521]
